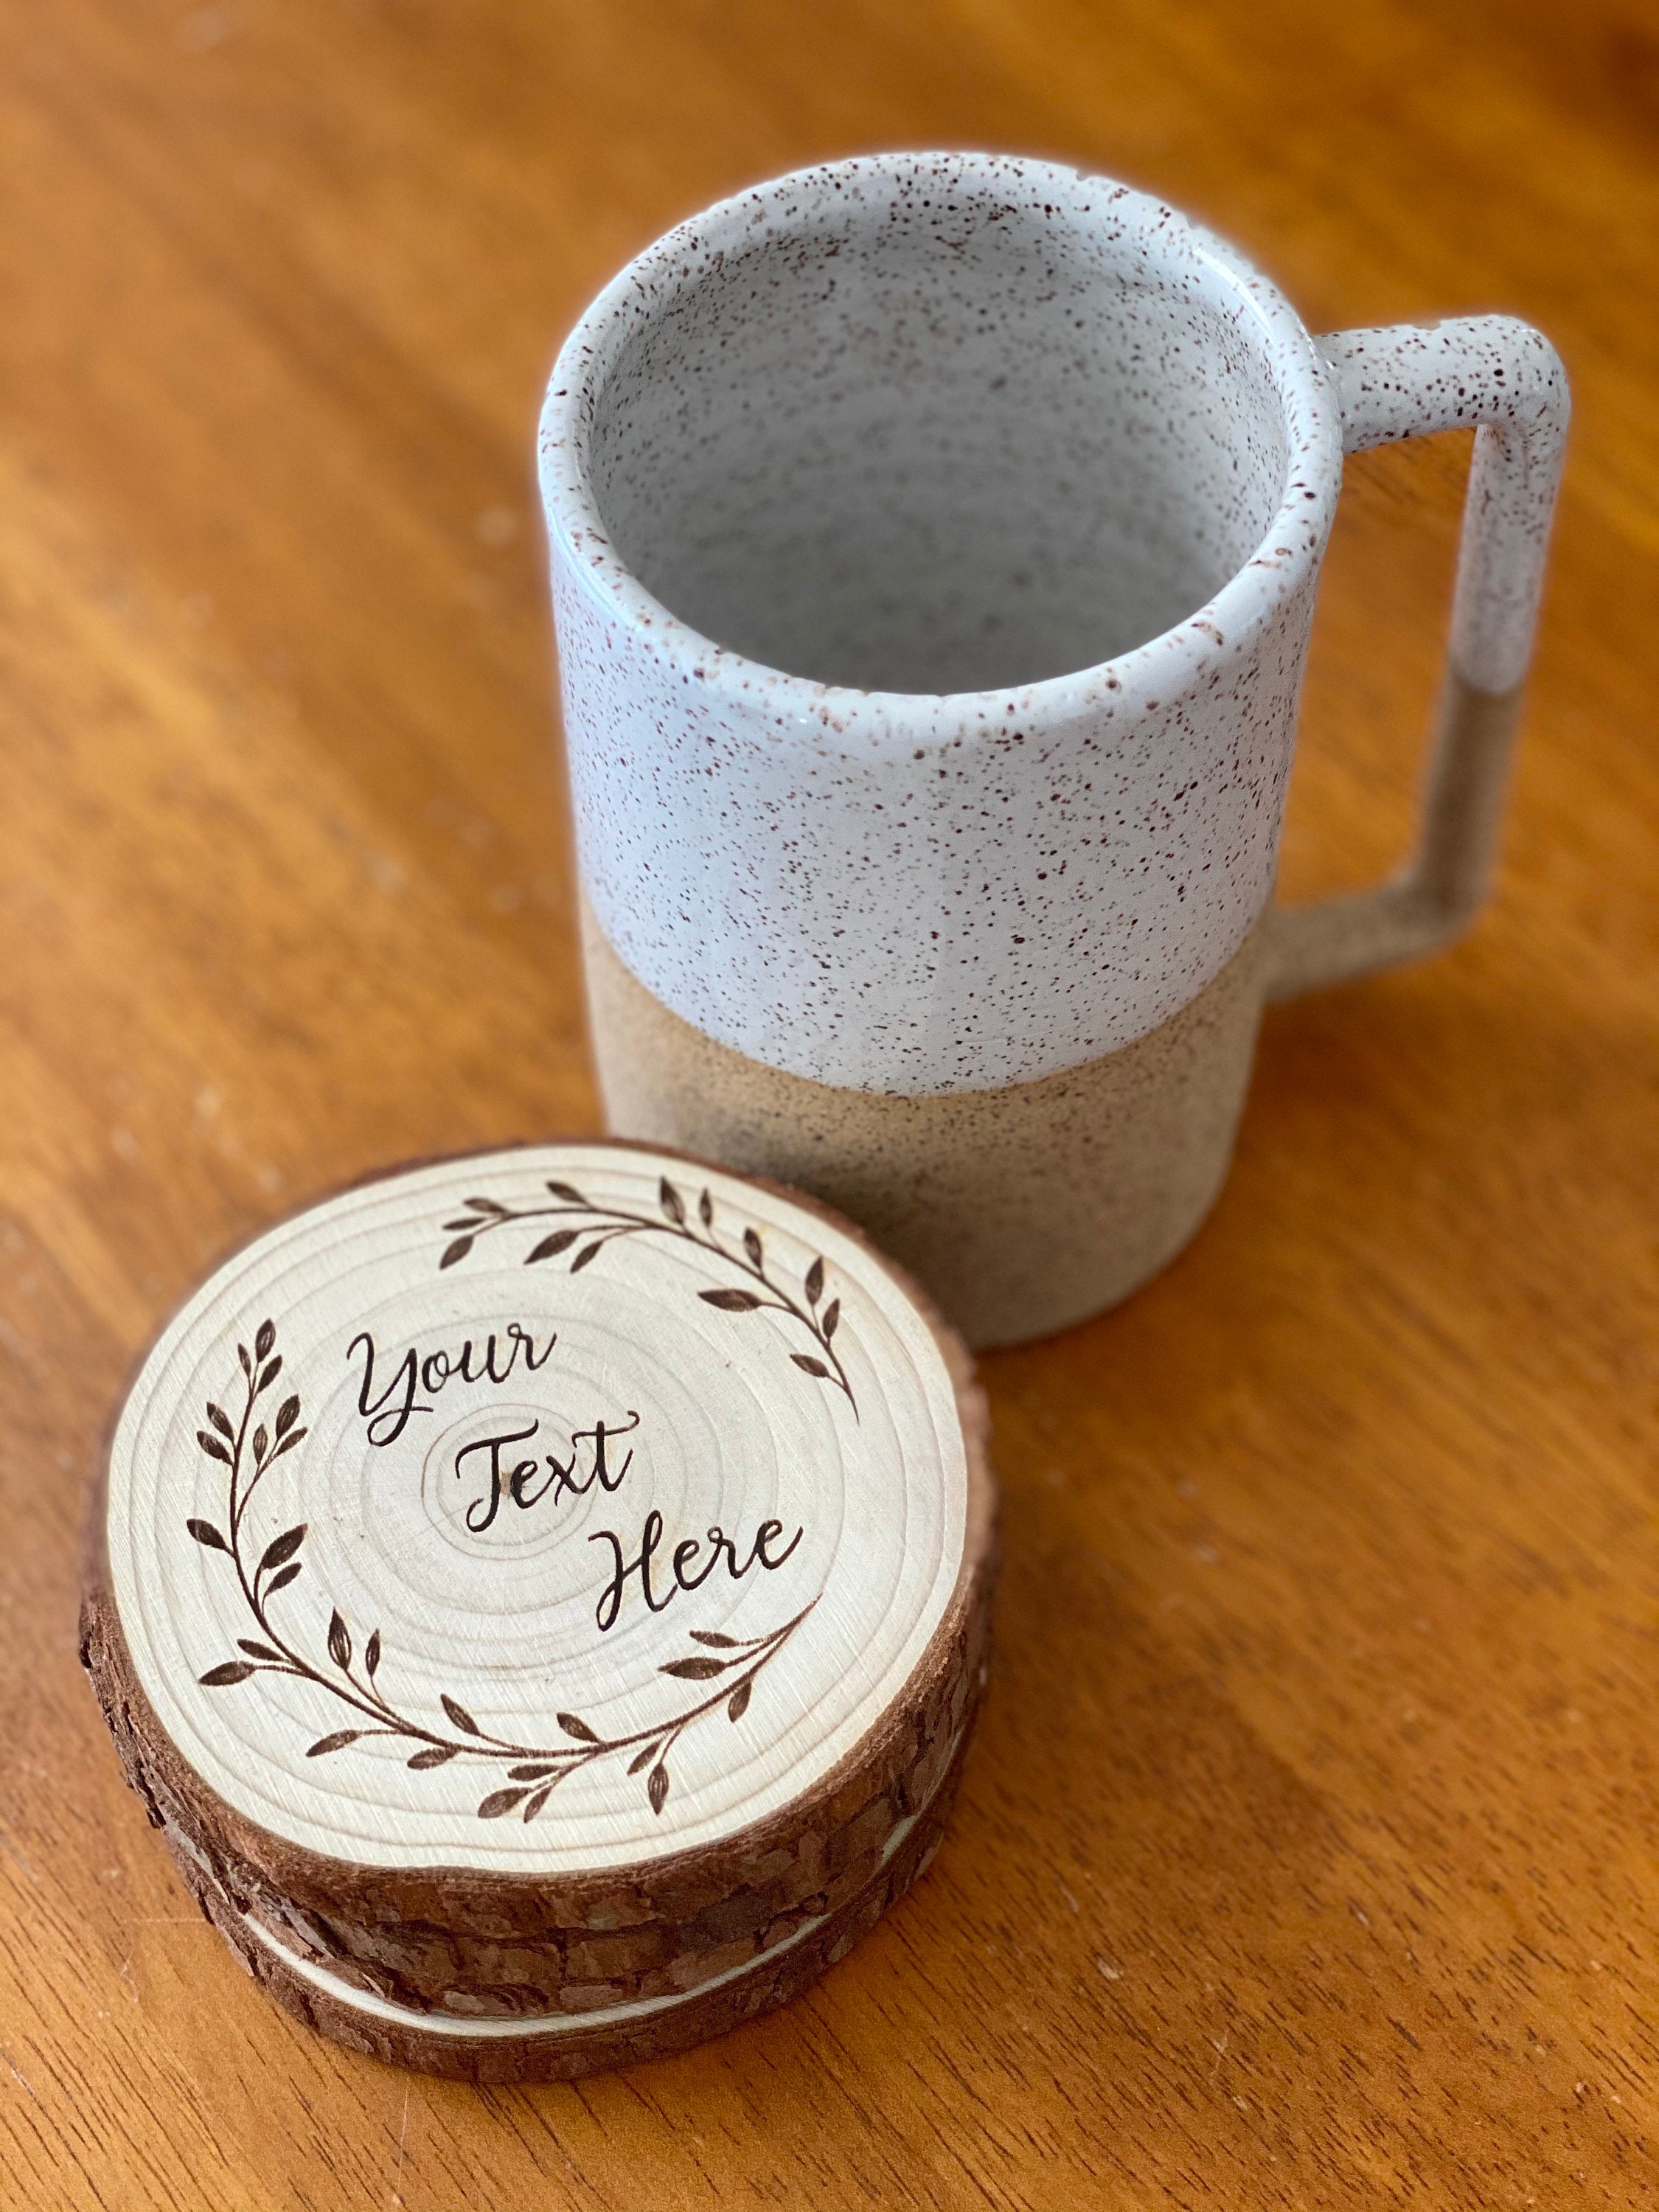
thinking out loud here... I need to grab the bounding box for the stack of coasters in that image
[81,1143,995,2081]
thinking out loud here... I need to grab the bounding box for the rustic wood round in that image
[82,1143,996,2081]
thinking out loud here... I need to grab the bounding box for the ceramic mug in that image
[538,153,1568,1349]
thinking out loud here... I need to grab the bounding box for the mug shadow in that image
[473,959,1642,2197]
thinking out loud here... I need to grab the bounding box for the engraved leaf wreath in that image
[188,1307,815,1822]
[435,1173,855,1410]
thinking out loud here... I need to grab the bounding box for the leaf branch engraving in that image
[189,1322,815,1821]
[436,1175,855,1411]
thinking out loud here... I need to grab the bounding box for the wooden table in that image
[3,2,1654,2204]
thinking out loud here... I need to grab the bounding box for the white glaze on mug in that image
[539,155,1562,1098]
[540,155,1342,1095]
[1315,319,1567,692]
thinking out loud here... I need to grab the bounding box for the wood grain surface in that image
[1,0,1654,2204]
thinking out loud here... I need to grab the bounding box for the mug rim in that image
[538,151,1342,742]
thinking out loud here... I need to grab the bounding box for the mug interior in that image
[580,167,1296,695]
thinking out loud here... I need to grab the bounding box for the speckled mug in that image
[539,154,1568,1348]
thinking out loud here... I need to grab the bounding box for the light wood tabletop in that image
[3,1,1655,2205]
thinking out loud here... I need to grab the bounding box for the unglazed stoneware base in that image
[581,901,1268,1349]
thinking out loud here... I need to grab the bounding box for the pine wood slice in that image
[159,1719,978,2083]
[83,1142,995,2066]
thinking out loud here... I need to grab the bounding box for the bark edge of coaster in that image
[82,1140,997,2079]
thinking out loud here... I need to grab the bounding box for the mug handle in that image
[1265,316,1570,1001]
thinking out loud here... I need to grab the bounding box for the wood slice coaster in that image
[82,1142,996,2080]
